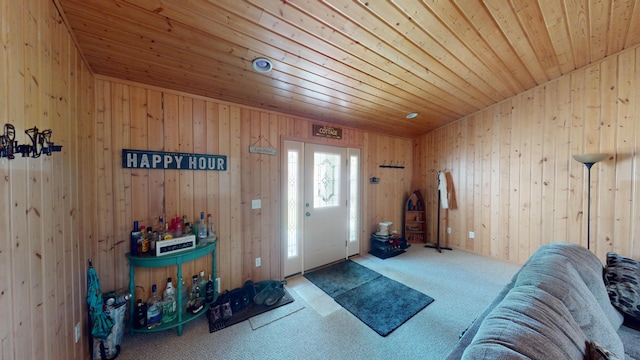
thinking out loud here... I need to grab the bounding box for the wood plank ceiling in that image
[56,0,640,138]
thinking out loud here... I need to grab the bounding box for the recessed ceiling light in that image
[406,112,418,119]
[252,58,273,73]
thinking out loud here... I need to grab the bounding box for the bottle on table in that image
[205,274,215,303]
[207,213,217,242]
[146,284,162,329]
[197,211,207,245]
[133,299,147,329]
[188,274,204,314]
[130,221,142,256]
[162,277,177,323]
[180,277,190,314]
[174,216,183,237]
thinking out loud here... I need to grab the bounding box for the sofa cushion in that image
[605,252,640,323]
[462,285,588,359]
[527,243,624,329]
[513,252,625,358]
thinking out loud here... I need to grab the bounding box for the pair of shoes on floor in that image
[253,280,286,306]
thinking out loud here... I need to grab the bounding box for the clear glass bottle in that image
[207,213,217,242]
[197,211,207,245]
[198,270,207,291]
[146,284,163,328]
[162,277,177,323]
[188,274,204,313]
[180,277,190,314]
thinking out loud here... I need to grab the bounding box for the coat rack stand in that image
[426,171,452,253]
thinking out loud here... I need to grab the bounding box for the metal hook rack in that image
[378,160,405,169]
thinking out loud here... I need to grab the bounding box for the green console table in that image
[126,240,217,336]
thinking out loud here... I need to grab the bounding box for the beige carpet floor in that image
[114,245,520,360]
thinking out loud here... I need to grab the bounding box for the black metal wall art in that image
[0,124,62,160]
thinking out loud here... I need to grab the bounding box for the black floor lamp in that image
[572,153,608,250]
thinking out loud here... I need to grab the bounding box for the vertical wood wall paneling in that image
[228,106,243,289]
[414,46,640,264]
[217,104,231,292]
[614,51,634,256]
[25,0,45,358]
[146,90,165,290]
[9,0,29,355]
[2,0,93,358]
[600,56,618,256]
[205,101,220,281]
[0,2,12,358]
[76,46,95,360]
[129,85,147,300]
[93,76,414,295]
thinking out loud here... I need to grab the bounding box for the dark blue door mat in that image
[304,260,434,336]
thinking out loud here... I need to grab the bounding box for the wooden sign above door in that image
[313,124,342,140]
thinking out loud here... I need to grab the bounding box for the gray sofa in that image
[446,242,640,359]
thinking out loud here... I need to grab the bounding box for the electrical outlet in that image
[255,257,261,267]
[74,322,81,343]
[215,278,221,293]
[447,227,452,234]
[469,231,475,239]
[251,199,261,209]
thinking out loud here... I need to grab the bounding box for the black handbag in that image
[226,287,250,313]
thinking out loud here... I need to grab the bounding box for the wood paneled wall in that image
[93,77,414,303]
[1,0,95,359]
[414,46,640,264]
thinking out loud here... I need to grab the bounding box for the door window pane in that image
[313,152,340,208]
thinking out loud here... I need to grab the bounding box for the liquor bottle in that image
[207,213,217,242]
[140,225,150,254]
[130,221,142,256]
[162,277,177,323]
[197,211,207,245]
[188,274,204,314]
[198,270,207,290]
[205,274,215,303]
[146,284,163,329]
[148,227,156,254]
[190,275,201,301]
[133,299,147,329]
[163,221,173,240]
[180,277,190,313]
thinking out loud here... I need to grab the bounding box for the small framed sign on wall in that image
[313,124,342,139]
[122,149,227,171]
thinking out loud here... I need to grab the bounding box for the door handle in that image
[305,212,311,217]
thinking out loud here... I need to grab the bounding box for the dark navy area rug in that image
[304,260,434,336]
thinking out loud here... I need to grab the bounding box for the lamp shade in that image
[572,153,608,164]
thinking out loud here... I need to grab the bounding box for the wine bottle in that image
[133,299,147,329]
[205,274,215,303]
[130,221,141,256]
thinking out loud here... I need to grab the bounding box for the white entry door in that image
[303,144,348,270]
[282,141,360,277]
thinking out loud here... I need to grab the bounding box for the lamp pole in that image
[572,153,607,250]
